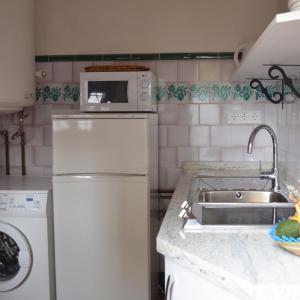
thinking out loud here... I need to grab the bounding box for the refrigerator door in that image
[53,175,150,300]
[53,117,148,175]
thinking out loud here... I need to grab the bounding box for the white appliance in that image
[0,0,35,113]
[80,71,156,112]
[52,113,158,300]
[0,176,55,300]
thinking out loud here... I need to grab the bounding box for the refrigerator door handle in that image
[53,173,147,177]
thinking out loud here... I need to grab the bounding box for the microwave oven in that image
[80,71,157,112]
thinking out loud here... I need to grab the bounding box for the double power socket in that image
[227,111,262,124]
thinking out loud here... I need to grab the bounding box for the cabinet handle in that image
[165,274,175,300]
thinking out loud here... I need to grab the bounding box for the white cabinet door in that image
[53,118,148,175]
[53,175,150,300]
[165,258,240,300]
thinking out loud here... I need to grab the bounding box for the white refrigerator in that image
[52,113,158,300]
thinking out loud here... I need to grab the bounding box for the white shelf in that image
[232,10,300,81]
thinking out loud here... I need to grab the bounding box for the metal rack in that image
[250,64,300,106]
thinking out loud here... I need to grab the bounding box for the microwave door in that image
[81,72,138,111]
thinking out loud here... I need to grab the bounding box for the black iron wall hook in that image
[250,79,283,104]
[250,64,300,105]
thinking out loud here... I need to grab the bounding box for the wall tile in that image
[177,147,199,167]
[159,148,177,168]
[158,125,167,147]
[199,147,221,161]
[156,61,177,81]
[72,61,92,83]
[178,104,199,125]
[34,104,53,125]
[166,167,182,190]
[189,126,209,146]
[211,126,232,147]
[199,104,220,125]
[177,61,198,82]
[53,62,73,83]
[9,145,34,167]
[25,126,44,146]
[35,146,53,166]
[198,60,221,81]
[159,168,167,190]
[220,60,235,82]
[36,62,53,83]
[231,125,254,147]
[158,104,178,124]
[221,148,244,161]
[167,126,188,146]
[44,125,52,146]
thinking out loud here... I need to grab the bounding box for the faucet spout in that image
[247,124,279,192]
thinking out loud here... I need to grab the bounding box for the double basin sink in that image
[182,177,294,228]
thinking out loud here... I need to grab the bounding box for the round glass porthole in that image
[0,231,21,281]
[0,222,32,292]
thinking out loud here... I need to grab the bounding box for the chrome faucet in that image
[247,124,280,192]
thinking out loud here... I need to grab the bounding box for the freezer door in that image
[53,175,150,300]
[53,118,148,175]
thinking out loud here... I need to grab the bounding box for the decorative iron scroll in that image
[250,65,300,105]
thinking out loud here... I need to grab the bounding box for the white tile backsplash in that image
[177,61,198,82]
[211,126,232,147]
[0,59,280,190]
[198,60,221,81]
[167,126,188,146]
[199,147,221,161]
[199,104,220,125]
[189,126,209,146]
[158,104,178,125]
[178,104,199,125]
[35,146,53,166]
[159,148,177,168]
[156,61,177,81]
[177,147,199,167]
[53,62,73,83]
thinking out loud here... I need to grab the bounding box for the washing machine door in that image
[0,222,32,292]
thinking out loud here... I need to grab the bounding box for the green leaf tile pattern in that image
[36,85,61,102]
[36,84,80,103]
[233,84,253,101]
[36,82,279,104]
[211,84,232,101]
[167,84,188,101]
[156,86,166,101]
[63,85,80,101]
[189,84,210,101]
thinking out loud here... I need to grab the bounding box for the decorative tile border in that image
[36,52,234,62]
[36,82,279,104]
[36,84,80,103]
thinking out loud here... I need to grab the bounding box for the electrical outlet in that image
[227,111,262,124]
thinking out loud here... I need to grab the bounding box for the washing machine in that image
[0,176,55,300]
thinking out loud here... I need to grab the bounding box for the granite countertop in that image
[157,164,300,300]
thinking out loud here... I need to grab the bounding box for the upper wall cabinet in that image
[0,0,35,114]
[233,10,300,81]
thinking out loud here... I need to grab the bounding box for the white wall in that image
[35,0,286,55]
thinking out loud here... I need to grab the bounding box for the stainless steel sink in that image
[198,190,288,204]
[182,178,295,229]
